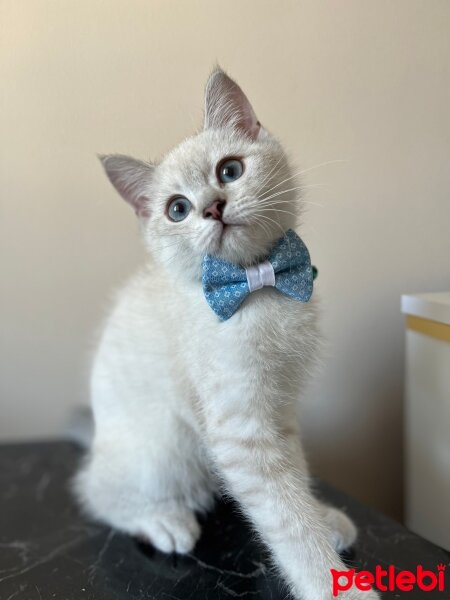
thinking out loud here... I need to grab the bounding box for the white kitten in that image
[74,69,379,600]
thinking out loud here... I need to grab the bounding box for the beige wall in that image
[1,0,449,518]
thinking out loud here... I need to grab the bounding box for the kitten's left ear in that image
[99,154,154,217]
[204,68,261,140]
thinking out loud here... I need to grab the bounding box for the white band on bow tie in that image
[245,260,276,293]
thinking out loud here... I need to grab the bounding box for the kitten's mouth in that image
[218,221,241,242]
[220,222,231,236]
[207,220,241,252]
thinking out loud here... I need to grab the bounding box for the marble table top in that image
[0,442,448,599]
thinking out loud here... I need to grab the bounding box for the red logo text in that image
[331,564,446,596]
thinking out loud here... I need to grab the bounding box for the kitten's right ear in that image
[204,68,260,140]
[99,154,154,217]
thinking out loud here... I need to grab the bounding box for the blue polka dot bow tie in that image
[202,229,316,321]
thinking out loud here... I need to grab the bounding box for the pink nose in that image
[203,199,226,220]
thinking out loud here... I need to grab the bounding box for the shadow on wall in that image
[304,377,404,521]
[302,267,450,522]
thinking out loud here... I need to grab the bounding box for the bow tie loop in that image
[202,229,315,321]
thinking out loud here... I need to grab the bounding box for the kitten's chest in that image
[182,284,317,366]
[236,289,316,346]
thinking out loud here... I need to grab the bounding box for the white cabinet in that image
[402,293,450,550]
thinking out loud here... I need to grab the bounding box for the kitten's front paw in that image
[137,507,201,554]
[322,506,358,553]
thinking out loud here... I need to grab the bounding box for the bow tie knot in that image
[202,229,315,321]
[246,260,276,292]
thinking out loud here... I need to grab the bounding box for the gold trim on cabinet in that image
[406,315,450,343]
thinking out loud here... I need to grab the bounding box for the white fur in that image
[75,69,379,600]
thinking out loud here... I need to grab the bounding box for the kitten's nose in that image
[203,199,226,221]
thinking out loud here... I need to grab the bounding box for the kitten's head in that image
[100,68,301,277]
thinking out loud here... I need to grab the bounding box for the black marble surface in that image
[0,442,448,599]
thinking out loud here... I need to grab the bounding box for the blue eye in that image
[167,196,192,222]
[218,159,244,183]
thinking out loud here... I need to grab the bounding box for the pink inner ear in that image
[134,196,151,218]
[241,114,261,140]
[205,70,261,140]
[100,154,154,217]
[229,84,261,140]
